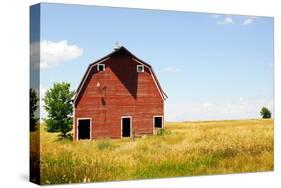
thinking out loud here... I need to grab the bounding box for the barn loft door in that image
[78,119,91,140]
[122,117,131,137]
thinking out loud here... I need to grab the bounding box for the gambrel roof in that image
[73,46,168,104]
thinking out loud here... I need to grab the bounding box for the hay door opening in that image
[78,119,91,140]
[154,116,163,128]
[121,116,131,138]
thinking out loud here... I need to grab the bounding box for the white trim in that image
[153,115,164,134]
[97,63,105,71]
[121,116,132,138]
[73,103,75,141]
[132,58,165,101]
[74,57,110,102]
[132,58,151,69]
[76,118,92,141]
[149,68,165,101]
[137,65,144,72]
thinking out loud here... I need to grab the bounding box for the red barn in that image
[73,46,167,140]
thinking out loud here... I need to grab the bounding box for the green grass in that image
[96,139,114,150]
[30,119,273,184]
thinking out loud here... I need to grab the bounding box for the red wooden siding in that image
[74,48,164,139]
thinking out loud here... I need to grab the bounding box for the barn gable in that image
[73,46,167,105]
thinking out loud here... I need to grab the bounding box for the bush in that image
[260,107,272,119]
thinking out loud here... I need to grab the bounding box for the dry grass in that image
[30,119,273,185]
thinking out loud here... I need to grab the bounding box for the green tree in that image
[43,82,75,137]
[260,107,272,119]
[30,88,39,131]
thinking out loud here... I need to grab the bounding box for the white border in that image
[1,1,279,188]
[76,118,92,140]
[121,116,132,138]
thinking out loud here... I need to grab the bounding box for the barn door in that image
[121,117,131,137]
[78,119,91,140]
[154,116,163,128]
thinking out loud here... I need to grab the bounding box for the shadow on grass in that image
[55,133,73,142]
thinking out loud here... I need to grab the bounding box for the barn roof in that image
[73,46,168,103]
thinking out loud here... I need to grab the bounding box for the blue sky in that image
[34,3,274,121]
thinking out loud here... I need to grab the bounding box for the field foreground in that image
[31,119,273,184]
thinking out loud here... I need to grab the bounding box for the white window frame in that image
[97,64,105,71]
[137,65,144,72]
[76,118,92,141]
[120,116,132,138]
[153,116,164,134]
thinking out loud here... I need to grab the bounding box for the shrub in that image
[260,107,272,119]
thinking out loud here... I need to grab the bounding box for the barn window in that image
[154,116,163,128]
[97,64,105,71]
[137,65,144,72]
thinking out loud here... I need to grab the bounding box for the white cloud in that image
[30,41,40,70]
[242,16,258,25]
[218,16,234,25]
[31,40,83,69]
[40,84,47,99]
[212,15,257,26]
[243,18,253,25]
[211,14,221,19]
[164,66,182,72]
[165,98,273,122]
[41,40,83,69]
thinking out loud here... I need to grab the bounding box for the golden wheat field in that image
[30,119,273,185]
